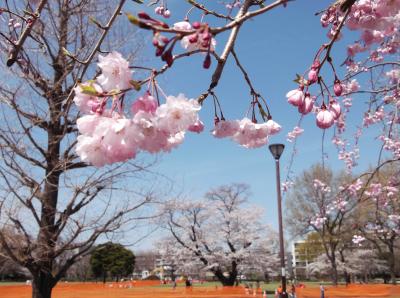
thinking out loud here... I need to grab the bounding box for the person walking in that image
[320,284,325,298]
[290,284,296,298]
[277,285,283,298]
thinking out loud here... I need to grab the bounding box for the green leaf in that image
[79,84,98,96]
[257,103,268,121]
[62,47,72,57]
[130,80,142,91]
[293,73,304,84]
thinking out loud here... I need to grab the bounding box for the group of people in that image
[274,284,296,298]
[274,283,325,298]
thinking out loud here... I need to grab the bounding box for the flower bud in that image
[161,49,173,66]
[316,107,334,129]
[138,11,151,20]
[333,80,343,96]
[203,54,211,69]
[308,69,318,84]
[192,21,201,29]
[188,34,198,43]
[163,9,171,18]
[155,6,164,15]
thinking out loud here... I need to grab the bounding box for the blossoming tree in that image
[158,184,280,286]
[0,2,155,298]
[285,164,358,284]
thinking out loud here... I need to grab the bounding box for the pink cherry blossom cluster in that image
[313,179,331,194]
[310,215,327,229]
[326,198,348,214]
[321,0,400,64]
[76,92,202,167]
[347,179,364,197]
[154,1,171,19]
[338,148,360,172]
[74,52,203,166]
[380,136,400,159]
[364,183,382,198]
[212,118,281,148]
[286,126,304,142]
[363,107,385,127]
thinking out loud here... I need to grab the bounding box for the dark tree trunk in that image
[386,242,397,285]
[339,251,350,284]
[329,254,338,286]
[213,267,237,286]
[32,272,55,298]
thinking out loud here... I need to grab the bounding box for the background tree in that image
[90,242,135,283]
[159,183,279,286]
[0,1,153,298]
[308,248,388,283]
[64,254,92,282]
[353,162,400,284]
[285,164,356,285]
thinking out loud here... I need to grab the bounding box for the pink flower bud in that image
[192,22,201,29]
[163,9,171,18]
[203,54,211,69]
[155,46,164,56]
[286,88,304,107]
[161,50,173,66]
[312,59,320,69]
[333,80,343,96]
[188,34,198,43]
[308,69,318,84]
[160,36,169,44]
[298,93,314,115]
[316,107,334,129]
[155,6,164,15]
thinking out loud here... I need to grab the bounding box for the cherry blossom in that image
[96,51,133,91]
[286,126,304,142]
[231,118,270,148]
[156,93,201,134]
[131,91,158,115]
[212,120,240,138]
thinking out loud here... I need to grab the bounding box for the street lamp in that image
[268,143,287,298]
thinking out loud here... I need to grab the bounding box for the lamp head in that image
[269,143,285,160]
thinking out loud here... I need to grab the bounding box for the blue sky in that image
[123,1,385,249]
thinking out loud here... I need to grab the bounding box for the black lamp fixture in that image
[269,144,285,160]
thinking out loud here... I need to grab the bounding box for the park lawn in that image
[0,282,25,286]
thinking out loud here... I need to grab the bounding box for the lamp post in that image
[269,143,287,298]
